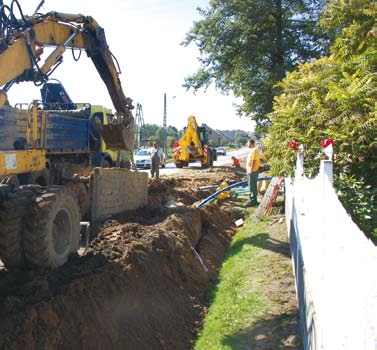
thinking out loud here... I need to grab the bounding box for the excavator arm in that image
[0,4,133,150]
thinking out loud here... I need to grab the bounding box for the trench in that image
[0,167,243,350]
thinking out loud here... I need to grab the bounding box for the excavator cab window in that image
[40,81,76,110]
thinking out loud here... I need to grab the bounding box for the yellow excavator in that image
[174,116,217,168]
[0,1,137,269]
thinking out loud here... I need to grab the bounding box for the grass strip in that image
[194,208,300,350]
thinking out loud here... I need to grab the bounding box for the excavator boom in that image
[0,5,133,150]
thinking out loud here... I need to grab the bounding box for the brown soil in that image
[0,165,299,350]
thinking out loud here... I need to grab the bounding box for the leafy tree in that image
[265,0,376,237]
[139,124,181,157]
[140,124,159,145]
[234,131,249,146]
[155,128,166,148]
[167,136,176,149]
[167,125,179,141]
[183,0,329,127]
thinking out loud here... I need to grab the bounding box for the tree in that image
[140,124,159,145]
[183,0,329,127]
[167,125,180,141]
[265,0,376,237]
[155,128,166,148]
[234,131,249,146]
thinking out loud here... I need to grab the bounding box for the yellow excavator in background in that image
[174,116,217,168]
[0,1,140,270]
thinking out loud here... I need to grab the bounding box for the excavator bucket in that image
[101,122,134,151]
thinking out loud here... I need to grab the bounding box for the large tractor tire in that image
[0,188,32,268]
[212,148,218,162]
[209,149,214,166]
[201,151,212,169]
[23,186,80,268]
[30,169,51,186]
[64,181,90,219]
[175,162,184,168]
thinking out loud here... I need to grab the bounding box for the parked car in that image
[216,146,227,156]
[134,149,151,168]
[134,148,166,168]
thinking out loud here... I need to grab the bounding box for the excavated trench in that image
[0,166,244,350]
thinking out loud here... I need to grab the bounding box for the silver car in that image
[216,146,227,156]
[134,148,166,168]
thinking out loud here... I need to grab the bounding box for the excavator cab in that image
[40,81,76,110]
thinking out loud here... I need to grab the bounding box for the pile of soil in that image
[0,166,245,350]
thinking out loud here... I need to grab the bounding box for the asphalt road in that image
[137,148,249,177]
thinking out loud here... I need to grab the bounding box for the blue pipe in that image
[196,177,272,209]
[197,180,247,208]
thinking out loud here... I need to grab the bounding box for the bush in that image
[334,175,377,240]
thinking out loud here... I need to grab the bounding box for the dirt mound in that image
[0,167,244,350]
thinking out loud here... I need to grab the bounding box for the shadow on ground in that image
[228,233,291,259]
[221,312,301,349]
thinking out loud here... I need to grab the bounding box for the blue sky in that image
[8,0,256,132]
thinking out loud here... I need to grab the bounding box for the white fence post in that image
[319,159,333,186]
[295,152,304,179]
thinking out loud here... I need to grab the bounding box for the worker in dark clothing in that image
[150,143,161,179]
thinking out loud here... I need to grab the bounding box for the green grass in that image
[194,205,295,350]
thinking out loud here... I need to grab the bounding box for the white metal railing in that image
[286,154,377,350]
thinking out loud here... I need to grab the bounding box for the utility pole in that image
[163,94,176,154]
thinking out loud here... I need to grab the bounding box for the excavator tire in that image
[23,186,80,268]
[0,189,33,268]
[201,151,212,169]
[175,162,184,169]
[209,149,214,166]
[64,181,90,219]
[29,169,51,186]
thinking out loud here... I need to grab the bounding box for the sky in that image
[7,0,256,132]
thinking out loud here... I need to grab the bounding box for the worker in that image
[150,142,161,179]
[187,141,199,156]
[231,156,241,167]
[246,139,260,206]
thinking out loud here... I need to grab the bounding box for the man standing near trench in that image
[150,143,161,180]
[246,139,260,206]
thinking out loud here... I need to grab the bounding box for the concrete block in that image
[90,168,148,222]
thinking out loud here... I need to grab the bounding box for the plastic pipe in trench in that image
[196,177,271,208]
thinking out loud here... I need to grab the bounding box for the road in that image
[137,148,249,177]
